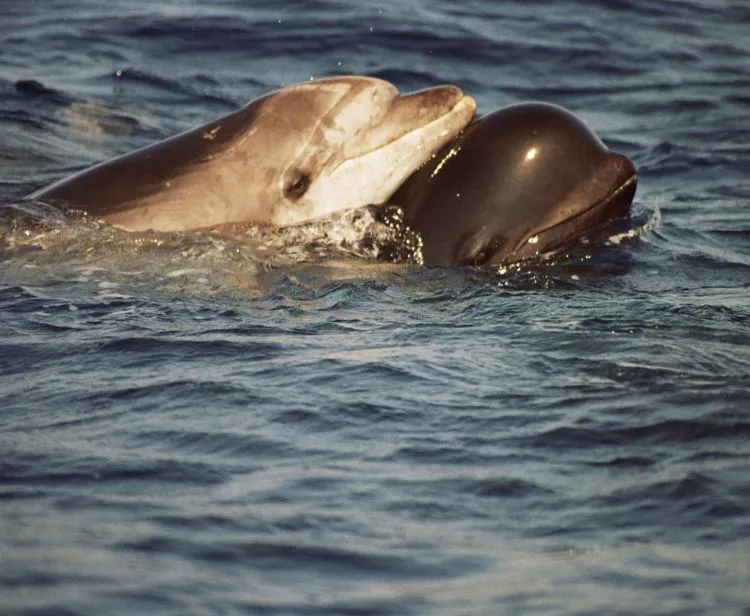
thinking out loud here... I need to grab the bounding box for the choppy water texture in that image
[1,1,749,614]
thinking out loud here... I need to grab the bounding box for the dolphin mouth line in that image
[513,173,638,257]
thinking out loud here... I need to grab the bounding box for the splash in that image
[0,200,424,296]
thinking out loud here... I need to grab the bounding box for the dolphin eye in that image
[284,169,310,199]
[472,249,489,266]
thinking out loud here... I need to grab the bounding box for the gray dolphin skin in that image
[392,102,637,267]
[28,76,476,231]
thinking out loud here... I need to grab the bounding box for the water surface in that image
[1,1,749,614]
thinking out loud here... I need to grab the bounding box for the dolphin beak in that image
[510,152,638,260]
[345,86,476,158]
[550,153,636,229]
[388,85,473,126]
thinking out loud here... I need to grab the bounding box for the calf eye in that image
[471,249,489,267]
[284,169,310,199]
[456,234,503,267]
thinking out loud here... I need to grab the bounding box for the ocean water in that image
[1,1,749,615]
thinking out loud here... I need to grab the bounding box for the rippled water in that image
[1,1,749,615]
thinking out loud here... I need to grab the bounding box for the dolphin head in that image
[393,102,637,267]
[246,76,477,227]
[28,76,476,232]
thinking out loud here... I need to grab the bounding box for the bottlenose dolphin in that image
[28,76,476,231]
[392,102,637,267]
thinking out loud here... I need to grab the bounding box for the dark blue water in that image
[1,2,749,614]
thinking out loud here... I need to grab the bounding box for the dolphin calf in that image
[28,76,476,231]
[392,102,637,267]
